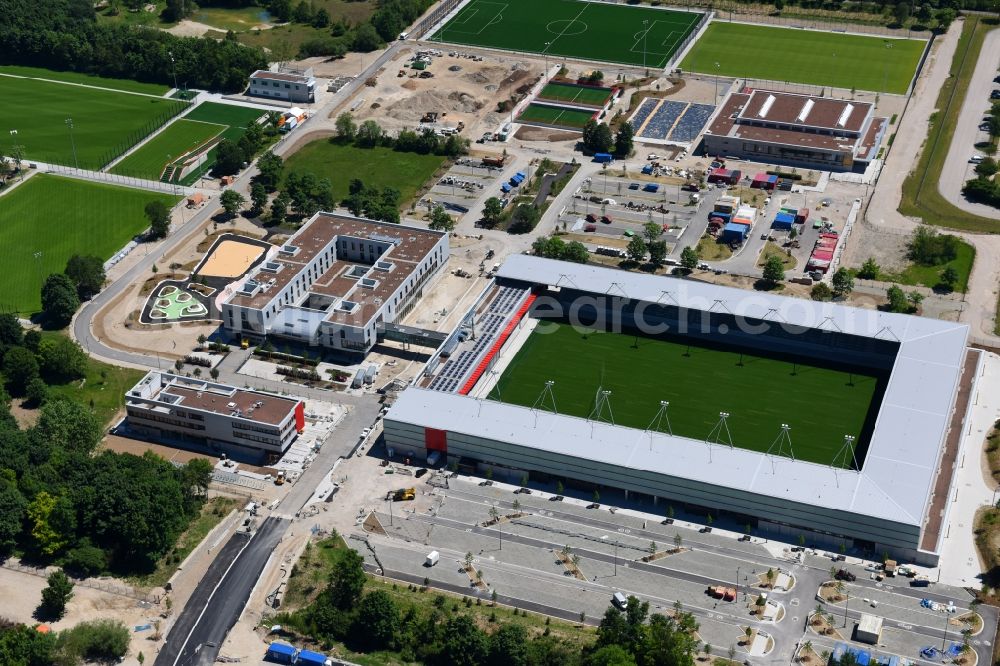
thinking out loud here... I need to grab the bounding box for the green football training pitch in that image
[111,119,226,180]
[0,66,170,96]
[169,102,266,184]
[0,175,179,314]
[518,103,595,129]
[431,0,702,68]
[489,322,881,466]
[0,77,186,170]
[680,22,926,94]
[538,82,612,106]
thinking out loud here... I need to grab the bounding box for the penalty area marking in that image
[444,0,509,36]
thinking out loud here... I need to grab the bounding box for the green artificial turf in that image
[518,103,596,129]
[283,140,448,206]
[111,119,225,180]
[0,65,170,95]
[539,82,612,106]
[0,77,187,170]
[680,22,926,94]
[0,175,179,314]
[430,0,702,68]
[173,102,267,185]
[489,322,880,466]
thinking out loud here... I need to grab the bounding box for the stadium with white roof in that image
[384,256,979,564]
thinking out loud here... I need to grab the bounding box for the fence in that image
[1,559,160,604]
[43,162,191,195]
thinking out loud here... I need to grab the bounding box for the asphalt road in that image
[155,517,287,666]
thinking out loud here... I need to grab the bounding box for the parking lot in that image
[326,446,997,666]
[419,158,504,215]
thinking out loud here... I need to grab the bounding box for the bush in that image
[56,619,129,664]
[276,366,321,381]
[810,282,833,301]
[907,225,958,265]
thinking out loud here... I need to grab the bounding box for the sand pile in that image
[386,90,484,121]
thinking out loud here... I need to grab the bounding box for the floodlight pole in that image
[169,51,178,91]
[65,118,79,170]
[643,20,649,70]
[647,400,672,449]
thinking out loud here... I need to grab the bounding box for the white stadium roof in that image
[391,256,969,535]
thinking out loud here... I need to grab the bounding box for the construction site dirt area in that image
[349,48,541,139]
[196,239,266,278]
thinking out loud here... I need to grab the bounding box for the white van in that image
[612,592,628,610]
[398,31,409,40]
[425,550,440,567]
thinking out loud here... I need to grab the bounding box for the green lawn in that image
[173,102,267,184]
[111,119,226,180]
[0,65,169,95]
[518,103,596,129]
[0,77,187,170]
[490,322,881,466]
[0,175,179,314]
[193,6,271,31]
[539,82,612,106]
[680,22,926,94]
[283,140,448,206]
[431,0,701,68]
[878,239,975,292]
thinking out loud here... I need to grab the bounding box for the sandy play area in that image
[197,239,266,278]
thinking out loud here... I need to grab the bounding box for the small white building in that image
[248,68,315,103]
[856,614,883,644]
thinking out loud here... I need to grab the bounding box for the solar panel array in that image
[427,286,530,393]
[633,100,716,143]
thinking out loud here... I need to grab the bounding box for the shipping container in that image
[594,153,613,163]
[266,642,297,664]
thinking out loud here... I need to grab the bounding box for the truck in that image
[426,550,440,567]
[884,559,897,577]
[274,470,286,486]
[482,155,506,168]
[594,152,613,163]
[910,576,931,587]
[389,487,415,501]
[834,569,856,582]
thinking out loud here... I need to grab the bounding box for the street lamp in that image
[544,42,552,79]
[714,62,721,100]
[65,118,79,170]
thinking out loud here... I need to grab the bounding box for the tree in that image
[212,139,244,177]
[442,615,490,666]
[975,157,998,178]
[563,241,590,264]
[810,282,832,301]
[58,619,130,663]
[3,346,39,394]
[352,23,383,52]
[64,539,108,577]
[220,189,245,219]
[357,120,384,147]
[41,273,80,328]
[335,112,358,141]
[614,122,635,158]
[64,254,106,300]
[430,206,456,232]
[762,255,785,286]
[353,590,400,650]
[255,151,284,192]
[249,182,268,217]
[582,121,614,154]
[893,1,911,25]
[907,225,958,265]
[642,221,662,244]
[270,192,290,225]
[25,377,48,407]
[39,570,74,620]
[857,257,880,280]
[592,489,600,504]
[312,7,330,27]
[626,236,647,263]
[489,623,529,666]
[36,397,102,454]
[145,200,171,239]
[482,197,504,227]
[589,644,638,666]
[37,335,87,381]
[680,246,699,271]
[908,290,924,310]
[886,284,909,313]
[0,479,26,555]
[648,240,670,267]
[508,203,540,234]
[940,266,959,291]
[831,267,854,297]
[326,548,366,609]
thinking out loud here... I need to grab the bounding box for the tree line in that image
[0,315,213,574]
[278,536,703,666]
[0,0,267,92]
[0,615,131,666]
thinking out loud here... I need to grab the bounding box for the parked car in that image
[971,154,986,163]
[550,495,564,502]
[835,569,857,582]
[514,487,531,494]
[479,479,494,486]
[415,468,428,478]
[586,213,597,223]
[601,215,613,224]
[991,90,1000,99]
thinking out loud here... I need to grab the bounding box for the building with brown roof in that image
[702,89,887,172]
[125,371,304,462]
[248,67,316,103]
[221,212,449,355]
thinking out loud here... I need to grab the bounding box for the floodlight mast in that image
[705,411,734,461]
[646,400,672,449]
[766,424,794,473]
[832,435,858,486]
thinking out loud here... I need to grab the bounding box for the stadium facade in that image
[384,256,977,564]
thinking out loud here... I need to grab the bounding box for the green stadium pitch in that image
[518,103,595,129]
[430,0,703,68]
[680,22,926,95]
[488,322,883,467]
[538,82,612,106]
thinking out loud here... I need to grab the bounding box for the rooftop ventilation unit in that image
[369,233,401,246]
[279,244,299,256]
[837,104,854,128]
[796,99,814,123]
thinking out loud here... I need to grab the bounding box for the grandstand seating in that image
[634,100,715,143]
[459,293,536,395]
[427,286,533,393]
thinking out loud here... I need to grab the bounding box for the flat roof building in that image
[221,212,449,355]
[702,89,887,172]
[384,255,978,565]
[248,68,316,103]
[125,371,304,463]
